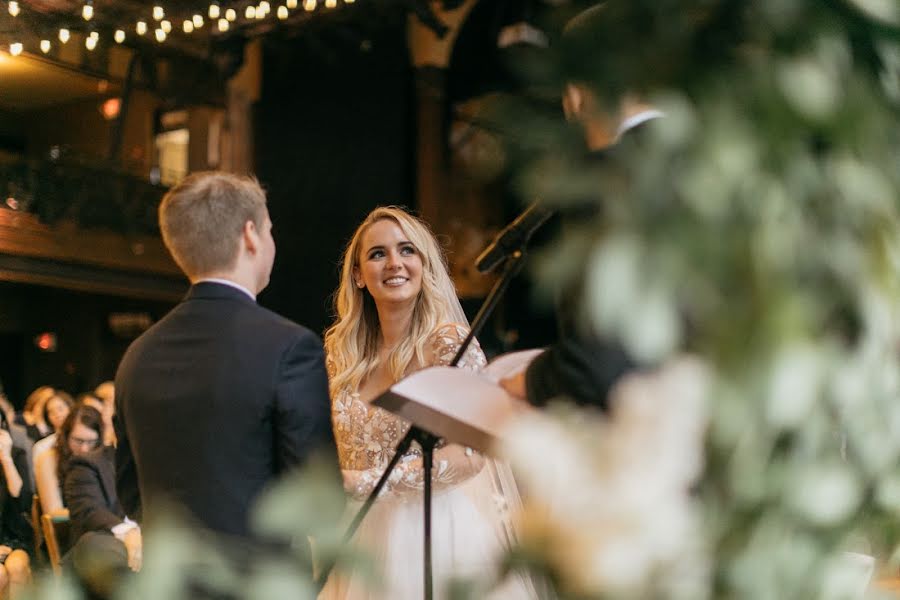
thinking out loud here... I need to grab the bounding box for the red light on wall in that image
[100,97,121,120]
[35,332,57,352]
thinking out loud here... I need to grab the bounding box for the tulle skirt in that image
[319,465,536,599]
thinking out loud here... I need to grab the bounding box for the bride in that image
[320,207,535,599]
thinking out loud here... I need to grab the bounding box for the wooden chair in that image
[41,511,70,575]
[29,495,43,562]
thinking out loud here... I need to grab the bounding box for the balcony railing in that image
[0,155,168,236]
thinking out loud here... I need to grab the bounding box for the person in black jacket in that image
[114,172,340,555]
[501,1,661,410]
[0,414,32,599]
[63,443,139,599]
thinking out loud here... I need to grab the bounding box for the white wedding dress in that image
[319,324,536,599]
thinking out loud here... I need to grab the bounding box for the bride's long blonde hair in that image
[324,206,467,394]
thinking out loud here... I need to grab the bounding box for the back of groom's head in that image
[159,171,268,280]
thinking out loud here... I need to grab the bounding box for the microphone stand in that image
[315,250,529,599]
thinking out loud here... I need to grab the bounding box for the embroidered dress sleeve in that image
[385,323,487,496]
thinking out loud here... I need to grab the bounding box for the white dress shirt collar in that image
[196,278,256,301]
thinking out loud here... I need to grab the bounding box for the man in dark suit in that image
[501,1,661,410]
[114,172,339,546]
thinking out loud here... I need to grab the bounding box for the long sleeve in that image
[113,386,141,521]
[525,333,635,411]
[343,324,487,501]
[64,454,124,536]
[274,333,341,480]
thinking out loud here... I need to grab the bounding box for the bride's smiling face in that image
[354,218,423,309]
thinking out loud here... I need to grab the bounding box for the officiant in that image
[500,0,664,410]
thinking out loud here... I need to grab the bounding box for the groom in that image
[114,172,339,544]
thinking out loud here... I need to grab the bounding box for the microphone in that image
[475,203,555,273]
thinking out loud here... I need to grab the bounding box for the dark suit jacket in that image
[63,445,124,544]
[114,281,339,539]
[524,119,663,411]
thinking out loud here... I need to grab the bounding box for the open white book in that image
[372,349,544,455]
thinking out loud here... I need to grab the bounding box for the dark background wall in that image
[0,281,174,406]
[255,17,414,336]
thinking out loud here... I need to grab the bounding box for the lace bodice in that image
[330,323,488,500]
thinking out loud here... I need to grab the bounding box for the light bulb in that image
[9,42,22,55]
[40,39,51,53]
[225,8,237,21]
[304,0,315,10]
[277,5,288,19]
[82,3,93,20]
[8,1,19,17]
[345,0,354,3]
[114,29,125,43]
[160,19,172,33]
[183,20,193,33]
[155,28,166,42]
[90,31,99,39]
[217,18,229,31]
[136,21,147,35]
[193,14,204,27]
[259,1,271,12]
[152,5,164,20]
[208,3,220,19]
[59,28,71,43]
[325,0,336,7]
[245,5,256,18]
[287,0,297,7]
[85,36,97,50]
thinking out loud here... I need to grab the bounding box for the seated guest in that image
[0,415,32,598]
[17,387,54,442]
[42,391,73,436]
[63,443,141,598]
[34,405,103,516]
[91,383,117,448]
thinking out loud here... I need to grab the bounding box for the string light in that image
[82,1,94,21]
[155,28,166,42]
[192,14,204,28]
[245,5,256,19]
[304,0,316,11]
[114,29,125,43]
[277,5,289,19]
[183,20,194,33]
[160,19,172,33]
[59,28,70,43]
[208,3,220,19]
[217,18,229,32]
[136,21,147,35]
[7,1,19,17]
[85,35,97,50]
[225,8,237,21]
[9,42,22,56]
[152,5,164,21]
[287,0,297,7]
[40,39,51,53]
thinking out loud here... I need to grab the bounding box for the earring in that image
[356,280,364,288]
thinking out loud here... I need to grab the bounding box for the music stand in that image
[315,250,529,599]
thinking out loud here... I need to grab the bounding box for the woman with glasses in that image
[63,420,142,593]
[34,404,104,516]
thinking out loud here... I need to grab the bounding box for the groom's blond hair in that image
[159,171,267,280]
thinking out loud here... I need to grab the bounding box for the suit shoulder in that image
[253,304,321,341]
